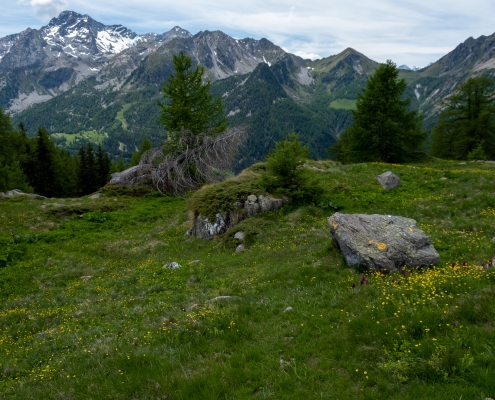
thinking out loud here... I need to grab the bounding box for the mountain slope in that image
[403,33,495,128]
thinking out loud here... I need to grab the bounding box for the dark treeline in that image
[0,107,111,197]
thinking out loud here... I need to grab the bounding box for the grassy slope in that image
[329,99,357,110]
[51,130,108,146]
[1,160,495,399]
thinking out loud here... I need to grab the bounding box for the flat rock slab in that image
[327,213,439,271]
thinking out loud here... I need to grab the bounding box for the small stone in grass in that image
[234,231,245,241]
[163,262,181,269]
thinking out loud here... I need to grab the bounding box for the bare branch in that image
[137,126,246,194]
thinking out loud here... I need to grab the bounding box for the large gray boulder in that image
[110,165,153,187]
[327,213,439,271]
[377,171,401,190]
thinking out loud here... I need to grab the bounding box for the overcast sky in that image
[4,0,495,67]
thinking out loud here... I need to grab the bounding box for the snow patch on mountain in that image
[398,63,432,71]
[96,30,140,53]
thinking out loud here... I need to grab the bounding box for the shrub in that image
[260,133,323,203]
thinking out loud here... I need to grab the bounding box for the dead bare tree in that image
[138,126,246,194]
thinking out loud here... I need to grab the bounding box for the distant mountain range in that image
[398,65,422,71]
[2,11,495,169]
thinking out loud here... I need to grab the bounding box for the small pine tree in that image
[130,138,152,166]
[77,146,87,195]
[111,156,127,173]
[158,51,227,145]
[261,132,323,203]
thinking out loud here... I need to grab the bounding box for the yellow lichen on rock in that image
[330,218,338,230]
[376,242,387,250]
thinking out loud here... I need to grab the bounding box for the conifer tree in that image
[96,144,111,188]
[77,146,88,194]
[130,138,152,166]
[158,51,227,149]
[32,127,60,197]
[331,60,425,163]
[431,76,495,160]
[111,156,127,173]
[77,143,100,195]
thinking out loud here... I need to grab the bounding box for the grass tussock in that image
[0,159,495,399]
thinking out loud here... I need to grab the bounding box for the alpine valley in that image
[2,11,495,170]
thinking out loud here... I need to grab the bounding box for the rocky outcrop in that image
[0,189,47,200]
[109,165,153,187]
[188,194,288,240]
[327,212,439,271]
[376,171,401,190]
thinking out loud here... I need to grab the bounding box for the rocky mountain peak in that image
[42,10,139,56]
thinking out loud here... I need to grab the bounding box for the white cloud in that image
[18,0,68,22]
[294,51,321,60]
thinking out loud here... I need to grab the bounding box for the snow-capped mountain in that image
[42,11,141,56]
[0,10,295,113]
[0,32,25,61]
[0,11,192,69]
[398,64,422,71]
[398,63,433,71]
[0,11,192,112]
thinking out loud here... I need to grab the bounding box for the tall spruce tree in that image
[158,51,227,150]
[77,143,98,195]
[96,144,111,188]
[32,127,61,197]
[77,146,88,194]
[331,60,425,163]
[0,109,32,192]
[431,76,495,160]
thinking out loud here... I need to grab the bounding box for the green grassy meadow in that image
[51,130,108,146]
[1,160,495,399]
[329,99,357,110]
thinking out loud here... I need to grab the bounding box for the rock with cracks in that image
[327,213,439,271]
[189,194,288,240]
[376,171,401,190]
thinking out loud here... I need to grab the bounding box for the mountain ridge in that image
[4,10,495,166]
